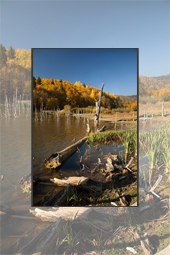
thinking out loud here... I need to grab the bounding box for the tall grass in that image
[139,124,170,184]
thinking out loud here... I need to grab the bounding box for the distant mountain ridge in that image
[139,74,170,101]
[139,74,170,90]
[0,44,169,102]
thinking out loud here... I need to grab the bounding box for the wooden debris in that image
[96,125,107,133]
[50,176,103,194]
[50,176,89,187]
[29,207,115,231]
[126,157,134,168]
[135,232,154,255]
[43,184,71,206]
[19,174,31,195]
[149,174,162,192]
[149,174,162,199]
[14,218,65,255]
[29,207,92,222]
[44,136,88,169]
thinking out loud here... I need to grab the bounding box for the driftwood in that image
[96,125,107,133]
[44,136,88,169]
[29,207,115,231]
[43,184,71,206]
[50,176,89,187]
[29,207,91,222]
[14,218,65,255]
[50,176,103,192]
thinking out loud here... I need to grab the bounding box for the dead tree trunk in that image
[162,102,164,117]
[94,83,105,131]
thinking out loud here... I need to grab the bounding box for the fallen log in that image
[50,176,89,187]
[14,218,65,255]
[44,136,88,169]
[96,125,107,133]
[50,176,103,192]
[29,207,92,222]
[43,184,71,206]
[29,207,115,231]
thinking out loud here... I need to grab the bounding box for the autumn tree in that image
[46,98,59,109]
[59,79,64,91]
[158,88,170,101]
[139,79,147,96]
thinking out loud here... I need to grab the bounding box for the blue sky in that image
[33,48,137,95]
[1,1,169,80]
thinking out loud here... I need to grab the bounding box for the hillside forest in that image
[33,78,137,112]
[0,44,169,111]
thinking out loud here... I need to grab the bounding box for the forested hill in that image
[33,78,136,110]
[1,45,168,106]
[0,44,31,101]
[139,74,170,101]
[140,75,170,90]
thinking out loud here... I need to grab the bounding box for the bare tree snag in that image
[162,102,164,117]
[94,83,104,130]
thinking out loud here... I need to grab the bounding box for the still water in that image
[1,110,31,206]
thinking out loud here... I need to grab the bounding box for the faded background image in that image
[0,1,170,254]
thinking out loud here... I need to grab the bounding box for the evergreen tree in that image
[33,76,36,89]
[8,46,15,59]
[0,44,7,68]
[36,76,41,85]
[60,79,63,90]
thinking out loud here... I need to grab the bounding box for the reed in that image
[139,123,170,184]
[162,140,170,179]
[147,147,157,185]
